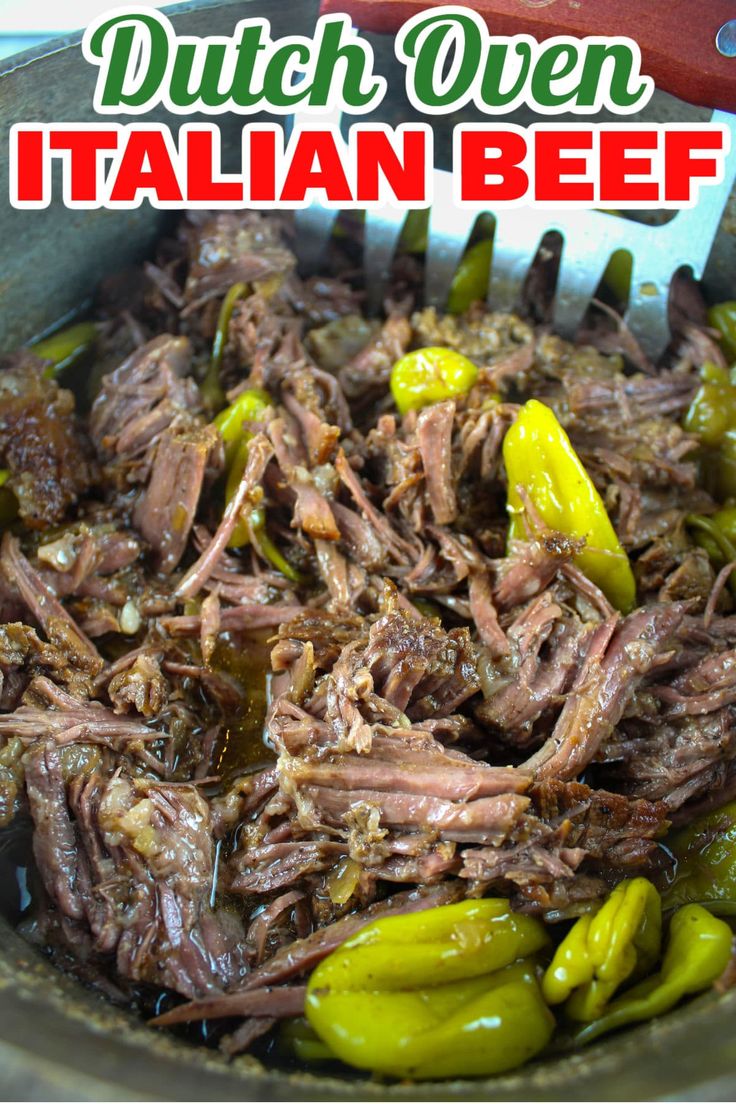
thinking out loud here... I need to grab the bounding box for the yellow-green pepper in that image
[399,209,429,255]
[602,249,632,306]
[684,362,736,448]
[32,321,97,379]
[574,905,732,1046]
[305,899,553,1080]
[713,501,736,555]
[447,238,494,315]
[223,433,299,580]
[0,470,18,526]
[400,211,493,314]
[201,281,248,410]
[216,388,273,549]
[662,801,736,915]
[280,1018,335,1063]
[707,301,736,362]
[213,389,299,580]
[391,347,479,415]
[684,361,736,501]
[714,429,736,501]
[214,388,271,467]
[686,512,736,601]
[503,399,636,613]
[543,878,661,1021]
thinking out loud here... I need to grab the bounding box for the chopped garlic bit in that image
[37,531,78,570]
[119,599,141,635]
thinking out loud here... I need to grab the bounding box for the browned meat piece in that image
[658,548,714,608]
[230,840,348,895]
[476,596,588,747]
[160,602,305,638]
[417,400,457,525]
[460,822,582,887]
[342,605,481,722]
[338,313,411,408]
[134,422,222,574]
[525,603,686,781]
[0,533,103,677]
[90,335,201,465]
[0,675,163,774]
[659,648,736,714]
[299,786,528,844]
[531,779,667,868]
[152,986,307,1026]
[513,872,608,919]
[25,749,247,998]
[493,531,583,611]
[566,371,698,426]
[276,706,486,775]
[601,710,736,812]
[271,609,365,673]
[108,653,168,717]
[183,212,295,301]
[468,572,509,656]
[335,449,421,566]
[0,622,77,709]
[267,418,341,541]
[284,275,363,328]
[0,354,95,526]
[25,742,84,919]
[35,523,142,598]
[411,307,534,375]
[150,883,464,1033]
[175,433,271,597]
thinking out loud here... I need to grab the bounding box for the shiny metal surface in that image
[296,111,736,360]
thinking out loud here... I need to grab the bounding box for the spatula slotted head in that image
[296,110,736,362]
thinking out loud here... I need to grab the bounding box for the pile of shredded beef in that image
[1,211,735,1057]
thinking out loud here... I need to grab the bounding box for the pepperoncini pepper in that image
[543,879,662,1021]
[503,399,636,613]
[601,249,632,307]
[683,361,736,500]
[0,470,18,526]
[390,347,479,415]
[398,211,493,315]
[201,281,248,411]
[661,801,736,914]
[447,238,494,315]
[280,1018,335,1063]
[213,389,299,581]
[32,320,98,379]
[685,512,736,598]
[573,905,732,1046]
[305,899,553,1080]
[213,387,271,467]
[684,361,736,448]
[399,209,429,254]
[707,301,736,362]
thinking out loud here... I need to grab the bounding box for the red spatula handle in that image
[320,0,736,113]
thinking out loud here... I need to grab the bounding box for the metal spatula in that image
[296,0,736,360]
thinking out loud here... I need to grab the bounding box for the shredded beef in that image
[90,335,200,467]
[0,355,95,525]
[134,422,222,574]
[1,209,734,1064]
